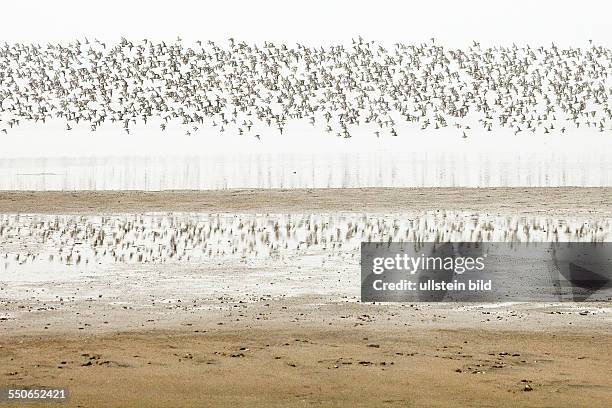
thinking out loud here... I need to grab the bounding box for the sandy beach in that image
[1,188,611,407]
[1,187,612,216]
[1,315,611,407]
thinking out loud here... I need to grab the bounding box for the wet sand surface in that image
[1,188,611,407]
[1,301,611,408]
[1,187,612,216]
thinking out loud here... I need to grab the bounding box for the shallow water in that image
[1,151,612,190]
[1,212,610,302]
[1,212,609,274]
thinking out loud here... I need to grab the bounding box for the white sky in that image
[1,0,610,47]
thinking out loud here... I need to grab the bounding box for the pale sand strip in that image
[0,187,611,216]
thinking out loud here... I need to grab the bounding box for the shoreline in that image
[1,188,611,407]
[1,187,612,216]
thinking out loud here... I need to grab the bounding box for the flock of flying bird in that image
[1,213,609,269]
[0,38,611,138]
